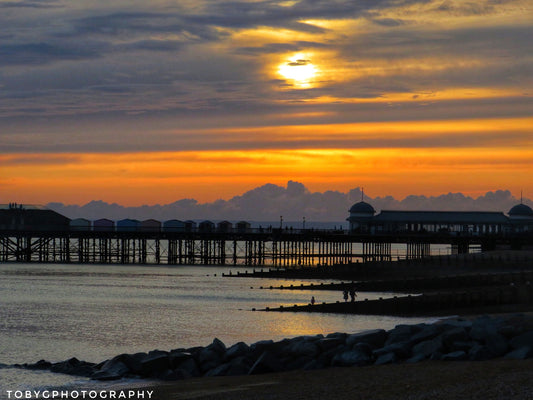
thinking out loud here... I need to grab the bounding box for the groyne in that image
[263,284,533,316]
[257,271,533,293]
[225,252,533,280]
[12,314,533,382]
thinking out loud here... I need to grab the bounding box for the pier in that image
[0,227,525,266]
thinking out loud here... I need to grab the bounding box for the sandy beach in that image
[142,358,533,400]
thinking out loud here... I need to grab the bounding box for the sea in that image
[0,262,434,397]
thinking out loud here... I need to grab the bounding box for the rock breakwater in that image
[13,314,533,382]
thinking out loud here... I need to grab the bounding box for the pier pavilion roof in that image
[373,210,509,224]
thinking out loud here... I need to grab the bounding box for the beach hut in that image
[69,218,91,231]
[116,219,140,232]
[93,218,114,232]
[198,220,215,232]
[163,219,186,232]
[217,220,232,233]
[140,219,161,232]
[184,220,197,232]
[236,221,251,233]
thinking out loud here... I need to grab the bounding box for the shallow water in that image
[0,263,430,395]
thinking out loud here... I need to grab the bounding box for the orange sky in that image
[1,1,532,205]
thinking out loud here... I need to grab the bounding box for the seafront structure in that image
[347,200,533,235]
[0,201,532,266]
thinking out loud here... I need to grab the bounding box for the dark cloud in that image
[0,42,101,66]
[46,181,528,222]
[0,0,61,9]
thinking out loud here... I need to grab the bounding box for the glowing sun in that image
[278,54,318,87]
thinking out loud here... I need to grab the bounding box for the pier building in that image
[347,200,533,235]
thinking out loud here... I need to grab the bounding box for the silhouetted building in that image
[347,200,533,235]
[0,204,70,231]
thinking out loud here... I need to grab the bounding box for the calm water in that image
[0,263,431,395]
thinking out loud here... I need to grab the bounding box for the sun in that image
[278,53,318,88]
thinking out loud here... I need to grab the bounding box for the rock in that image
[169,351,193,369]
[156,369,187,381]
[411,336,443,359]
[286,340,320,358]
[405,353,426,363]
[91,357,131,380]
[385,324,421,346]
[248,351,284,375]
[331,349,372,367]
[50,358,95,377]
[374,352,397,365]
[504,346,533,360]
[449,341,476,353]
[485,333,509,357]
[317,337,345,352]
[225,342,249,360]
[469,344,495,361]
[470,316,499,341]
[139,352,171,376]
[204,363,231,377]
[326,332,347,341]
[410,324,442,344]
[441,327,469,350]
[441,351,467,361]
[226,356,253,376]
[208,338,227,356]
[346,329,387,349]
[303,359,326,370]
[509,330,533,350]
[284,356,314,371]
[23,360,52,370]
[373,342,411,359]
[176,358,200,377]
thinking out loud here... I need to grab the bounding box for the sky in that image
[1,0,532,206]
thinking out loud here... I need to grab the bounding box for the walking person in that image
[343,289,348,302]
[350,286,357,302]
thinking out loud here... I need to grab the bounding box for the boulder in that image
[226,356,253,376]
[405,353,426,363]
[331,349,372,367]
[176,358,200,377]
[169,351,193,369]
[91,356,132,380]
[286,340,320,358]
[207,338,227,356]
[23,360,52,370]
[485,333,509,357]
[411,336,443,359]
[509,330,533,350]
[374,352,397,365]
[248,351,284,375]
[317,337,345,352]
[204,363,231,377]
[373,342,411,359]
[441,351,467,361]
[441,327,469,351]
[470,316,499,341]
[346,329,387,349]
[469,344,495,361]
[50,358,95,377]
[139,352,170,376]
[504,346,533,360]
[410,325,442,344]
[225,342,250,360]
[385,324,422,346]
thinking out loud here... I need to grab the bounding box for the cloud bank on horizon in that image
[1,0,532,204]
[47,181,530,223]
